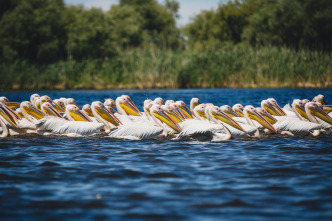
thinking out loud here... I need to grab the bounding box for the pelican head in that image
[30,94,40,103]
[312,94,326,105]
[210,106,246,132]
[42,103,62,118]
[0,102,18,127]
[144,100,153,116]
[0,97,20,110]
[66,105,92,122]
[190,98,200,112]
[261,100,277,116]
[220,105,239,117]
[53,99,66,113]
[91,101,121,126]
[176,101,193,119]
[256,107,278,124]
[82,104,94,117]
[150,104,182,133]
[302,99,310,105]
[244,105,277,133]
[104,99,117,114]
[232,104,244,117]
[169,103,185,120]
[104,99,116,109]
[21,101,45,121]
[154,97,165,105]
[164,103,184,123]
[66,98,80,109]
[193,104,207,119]
[305,102,332,125]
[15,108,25,118]
[40,95,52,104]
[165,100,175,106]
[292,99,309,120]
[267,98,286,116]
[0,97,9,102]
[116,96,142,116]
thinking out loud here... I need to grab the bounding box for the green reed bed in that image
[0,46,331,90]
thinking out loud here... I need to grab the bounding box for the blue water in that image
[1,88,332,220]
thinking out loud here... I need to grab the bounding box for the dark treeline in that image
[0,0,331,89]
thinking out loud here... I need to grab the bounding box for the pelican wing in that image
[274,119,321,134]
[54,121,104,136]
[109,123,163,139]
[36,117,104,136]
[178,119,224,138]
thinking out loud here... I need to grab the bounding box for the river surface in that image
[0,88,332,220]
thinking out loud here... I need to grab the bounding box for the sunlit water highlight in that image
[0,88,332,220]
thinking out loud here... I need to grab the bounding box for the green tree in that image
[104,4,144,51]
[119,0,181,49]
[63,6,108,60]
[184,0,248,50]
[0,0,66,63]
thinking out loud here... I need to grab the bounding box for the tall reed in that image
[0,46,331,90]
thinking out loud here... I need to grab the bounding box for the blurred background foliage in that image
[0,0,331,89]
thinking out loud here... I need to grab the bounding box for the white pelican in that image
[240,105,278,135]
[232,104,244,117]
[176,105,231,141]
[220,105,240,117]
[261,99,286,116]
[176,101,194,119]
[0,102,42,136]
[256,107,322,136]
[0,96,20,109]
[116,95,142,116]
[109,104,179,139]
[205,105,259,137]
[312,94,326,105]
[82,104,94,117]
[305,102,332,129]
[154,97,165,105]
[91,101,122,132]
[65,98,80,109]
[36,105,104,136]
[104,99,117,114]
[190,98,200,117]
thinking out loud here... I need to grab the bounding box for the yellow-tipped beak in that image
[120,102,141,116]
[22,105,45,120]
[295,106,309,120]
[213,111,245,132]
[180,106,194,119]
[322,105,332,114]
[0,107,18,127]
[52,101,65,113]
[153,110,182,133]
[310,106,332,125]
[70,110,92,122]
[272,103,287,116]
[167,110,183,123]
[42,106,62,118]
[260,112,278,125]
[4,102,21,109]
[248,110,278,133]
[263,104,279,116]
[226,109,240,117]
[235,110,244,117]
[85,109,94,117]
[95,106,122,126]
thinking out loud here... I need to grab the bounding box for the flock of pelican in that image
[0,94,331,141]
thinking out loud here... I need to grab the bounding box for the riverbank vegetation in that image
[0,0,331,89]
